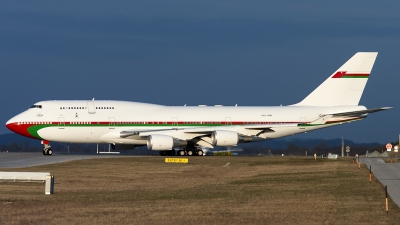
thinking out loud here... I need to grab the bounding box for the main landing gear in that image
[159,150,176,156]
[159,147,204,156]
[42,141,53,156]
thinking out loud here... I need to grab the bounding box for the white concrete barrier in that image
[0,172,50,181]
[0,172,54,194]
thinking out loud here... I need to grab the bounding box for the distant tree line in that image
[0,142,156,155]
[0,140,385,156]
[240,141,385,156]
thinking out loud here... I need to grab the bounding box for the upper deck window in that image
[30,105,42,109]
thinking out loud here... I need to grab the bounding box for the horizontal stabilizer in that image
[323,107,392,117]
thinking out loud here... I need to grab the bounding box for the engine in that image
[211,130,239,146]
[147,134,187,150]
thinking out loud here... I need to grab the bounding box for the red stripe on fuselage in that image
[6,122,41,140]
[332,71,369,78]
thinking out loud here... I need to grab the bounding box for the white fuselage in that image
[5,53,389,155]
[6,100,366,146]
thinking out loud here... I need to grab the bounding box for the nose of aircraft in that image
[5,116,36,139]
[6,117,18,133]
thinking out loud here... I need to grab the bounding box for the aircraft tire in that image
[178,150,185,156]
[48,149,53,155]
[168,150,175,156]
[43,150,47,155]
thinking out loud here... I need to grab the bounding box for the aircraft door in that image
[172,117,178,128]
[87,101,96,114]
[58,117,65,129]
[109,117,115,129]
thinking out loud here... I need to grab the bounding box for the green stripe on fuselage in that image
[26,123,229,139]
[27,125,53,139]
[297,124,323,127]
[341,76,369,78]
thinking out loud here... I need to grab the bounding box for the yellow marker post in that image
[385,185,388,214]
[214,152,233,156]
[369,166,372,183]
[165,158,188,164]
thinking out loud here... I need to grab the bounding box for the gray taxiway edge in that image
[0,152,136,168]
[359,157,400,208]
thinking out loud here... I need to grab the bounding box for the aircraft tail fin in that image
[295,52,378,106]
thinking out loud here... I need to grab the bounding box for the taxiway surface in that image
[0,152,134,168]
[359,157,400,208]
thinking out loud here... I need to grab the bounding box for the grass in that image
[1,156,400,224]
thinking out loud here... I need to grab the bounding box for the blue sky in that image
[1,1,399,144]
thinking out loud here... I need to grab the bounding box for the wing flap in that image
[192,137,214,148]
[120,129,175,138]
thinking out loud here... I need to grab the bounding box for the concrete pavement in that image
[359,157,400,208]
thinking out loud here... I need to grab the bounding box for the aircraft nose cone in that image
[6,119,19,134]
[6,122,12,131]
[5,118,37,139]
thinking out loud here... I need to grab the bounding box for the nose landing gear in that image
[42,140,53,156]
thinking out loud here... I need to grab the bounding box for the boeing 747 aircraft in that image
[6,52,391,156]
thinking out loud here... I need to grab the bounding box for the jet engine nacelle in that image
[211,130,239,146]
[147,134,187,150]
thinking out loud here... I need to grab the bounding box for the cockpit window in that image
[30,105,42,109]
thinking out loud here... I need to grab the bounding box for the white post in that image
[45,175,54,195]
[341,137,344,157]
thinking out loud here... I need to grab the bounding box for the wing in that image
[103,107,391,148]
[114,124,298,148]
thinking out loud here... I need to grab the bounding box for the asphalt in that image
[0,152,135,168]
[359,157,400,208]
